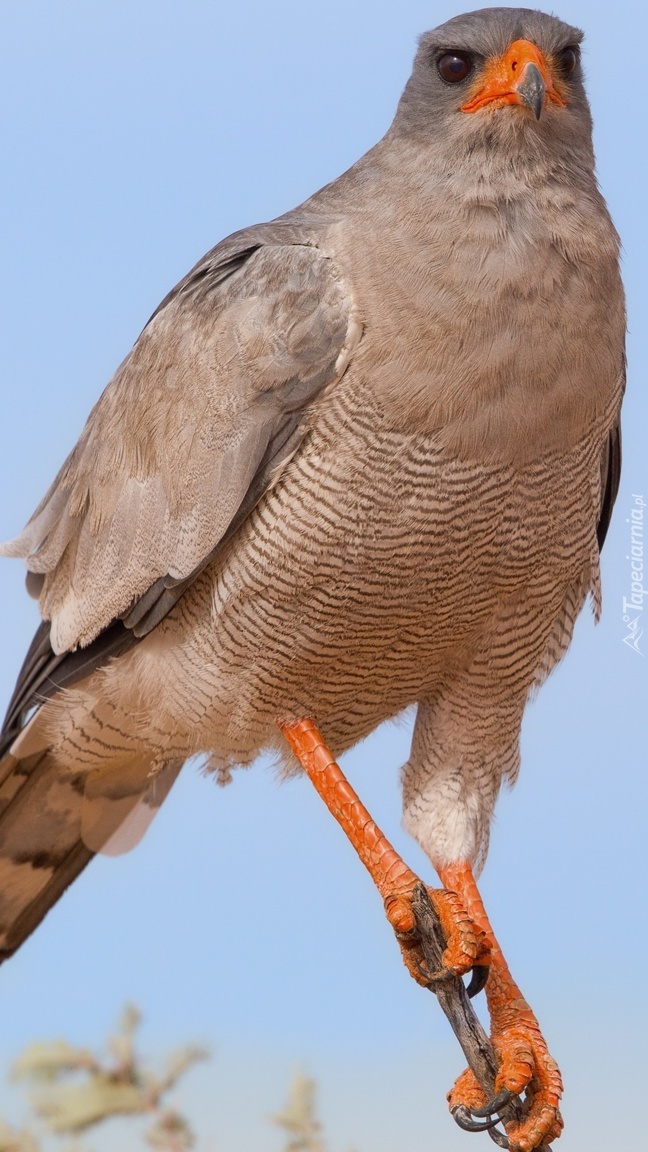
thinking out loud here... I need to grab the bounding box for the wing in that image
[0,223,360,755]
[597,419,621,552]
[2,224,357,654]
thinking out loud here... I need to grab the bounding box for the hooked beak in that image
[515,62,545,120]
[461,39,566,120]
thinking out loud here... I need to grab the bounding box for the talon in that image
[425,968,455,983]
[450,1015,562,1151]
[472,1088,513,1118]
[452,1105,504,1133]
[466,962,489,998]
[417,961,456,985]
[488,1127,510,1149]
[413,959,452,986]
[414,959,433,984]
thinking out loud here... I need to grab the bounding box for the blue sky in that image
[1,2,647,1149]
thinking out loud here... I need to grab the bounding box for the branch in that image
[410,884,550,1152]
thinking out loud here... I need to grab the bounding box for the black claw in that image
[452,1105,503,1134]
[488,1126,510,1148]
[414,960,438,985]
[472,1089,512,1118]
[466,963,489,998]
[416,960,453,985]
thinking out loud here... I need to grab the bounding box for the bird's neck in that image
[311,132,623,467]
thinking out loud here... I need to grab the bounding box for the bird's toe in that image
[384,884,490,989]
[491,1018,563,1150]
[432,886,491,979]
[448,1069,510,1136]
[447,1016,563,1150]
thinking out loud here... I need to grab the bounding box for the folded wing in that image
[0,223,359,959]
[2,226,358,656]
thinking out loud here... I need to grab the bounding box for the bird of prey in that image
[0,8,624,1151]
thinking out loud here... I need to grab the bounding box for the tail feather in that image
[0,836,93,963]
[0,726,182,963]
[0,745,94,961]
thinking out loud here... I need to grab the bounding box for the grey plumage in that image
[0,7,624,962]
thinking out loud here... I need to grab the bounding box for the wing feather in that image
[1,226,357,657]
[597,419,622,552]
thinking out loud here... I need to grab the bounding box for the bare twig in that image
[410,884,550,1152]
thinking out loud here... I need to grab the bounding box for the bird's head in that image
[395,8,590,159]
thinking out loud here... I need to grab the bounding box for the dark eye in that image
[557,46,578,75]
[437,51,474,84]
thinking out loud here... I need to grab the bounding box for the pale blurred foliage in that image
[272,1073,358,1152]
[0,1116,39,1152]
[272,1073,325,1152]
[2,1008,353,1152]
[8,1006,206,1152]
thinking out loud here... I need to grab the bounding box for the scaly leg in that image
[281,719,562,1151]
[439,862,564,1151]
[280,719,489,992]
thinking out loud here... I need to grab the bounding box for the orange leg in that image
[280,719,488,989]
[439,862,564,1151]
[281,719,563,1152]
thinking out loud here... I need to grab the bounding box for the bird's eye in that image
[556,46,578,75]
[437,52,474,84]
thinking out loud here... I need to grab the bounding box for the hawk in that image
[0,9,624,1150]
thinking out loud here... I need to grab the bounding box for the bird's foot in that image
[384,884,490,991]
[280,720,491,993]
[438,861,563,1149]
[448,1007,563,1150]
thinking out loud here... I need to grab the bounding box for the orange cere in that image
[461,39,567,114]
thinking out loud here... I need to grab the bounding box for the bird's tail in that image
[0,710,181,963]
[0,741,93,961]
